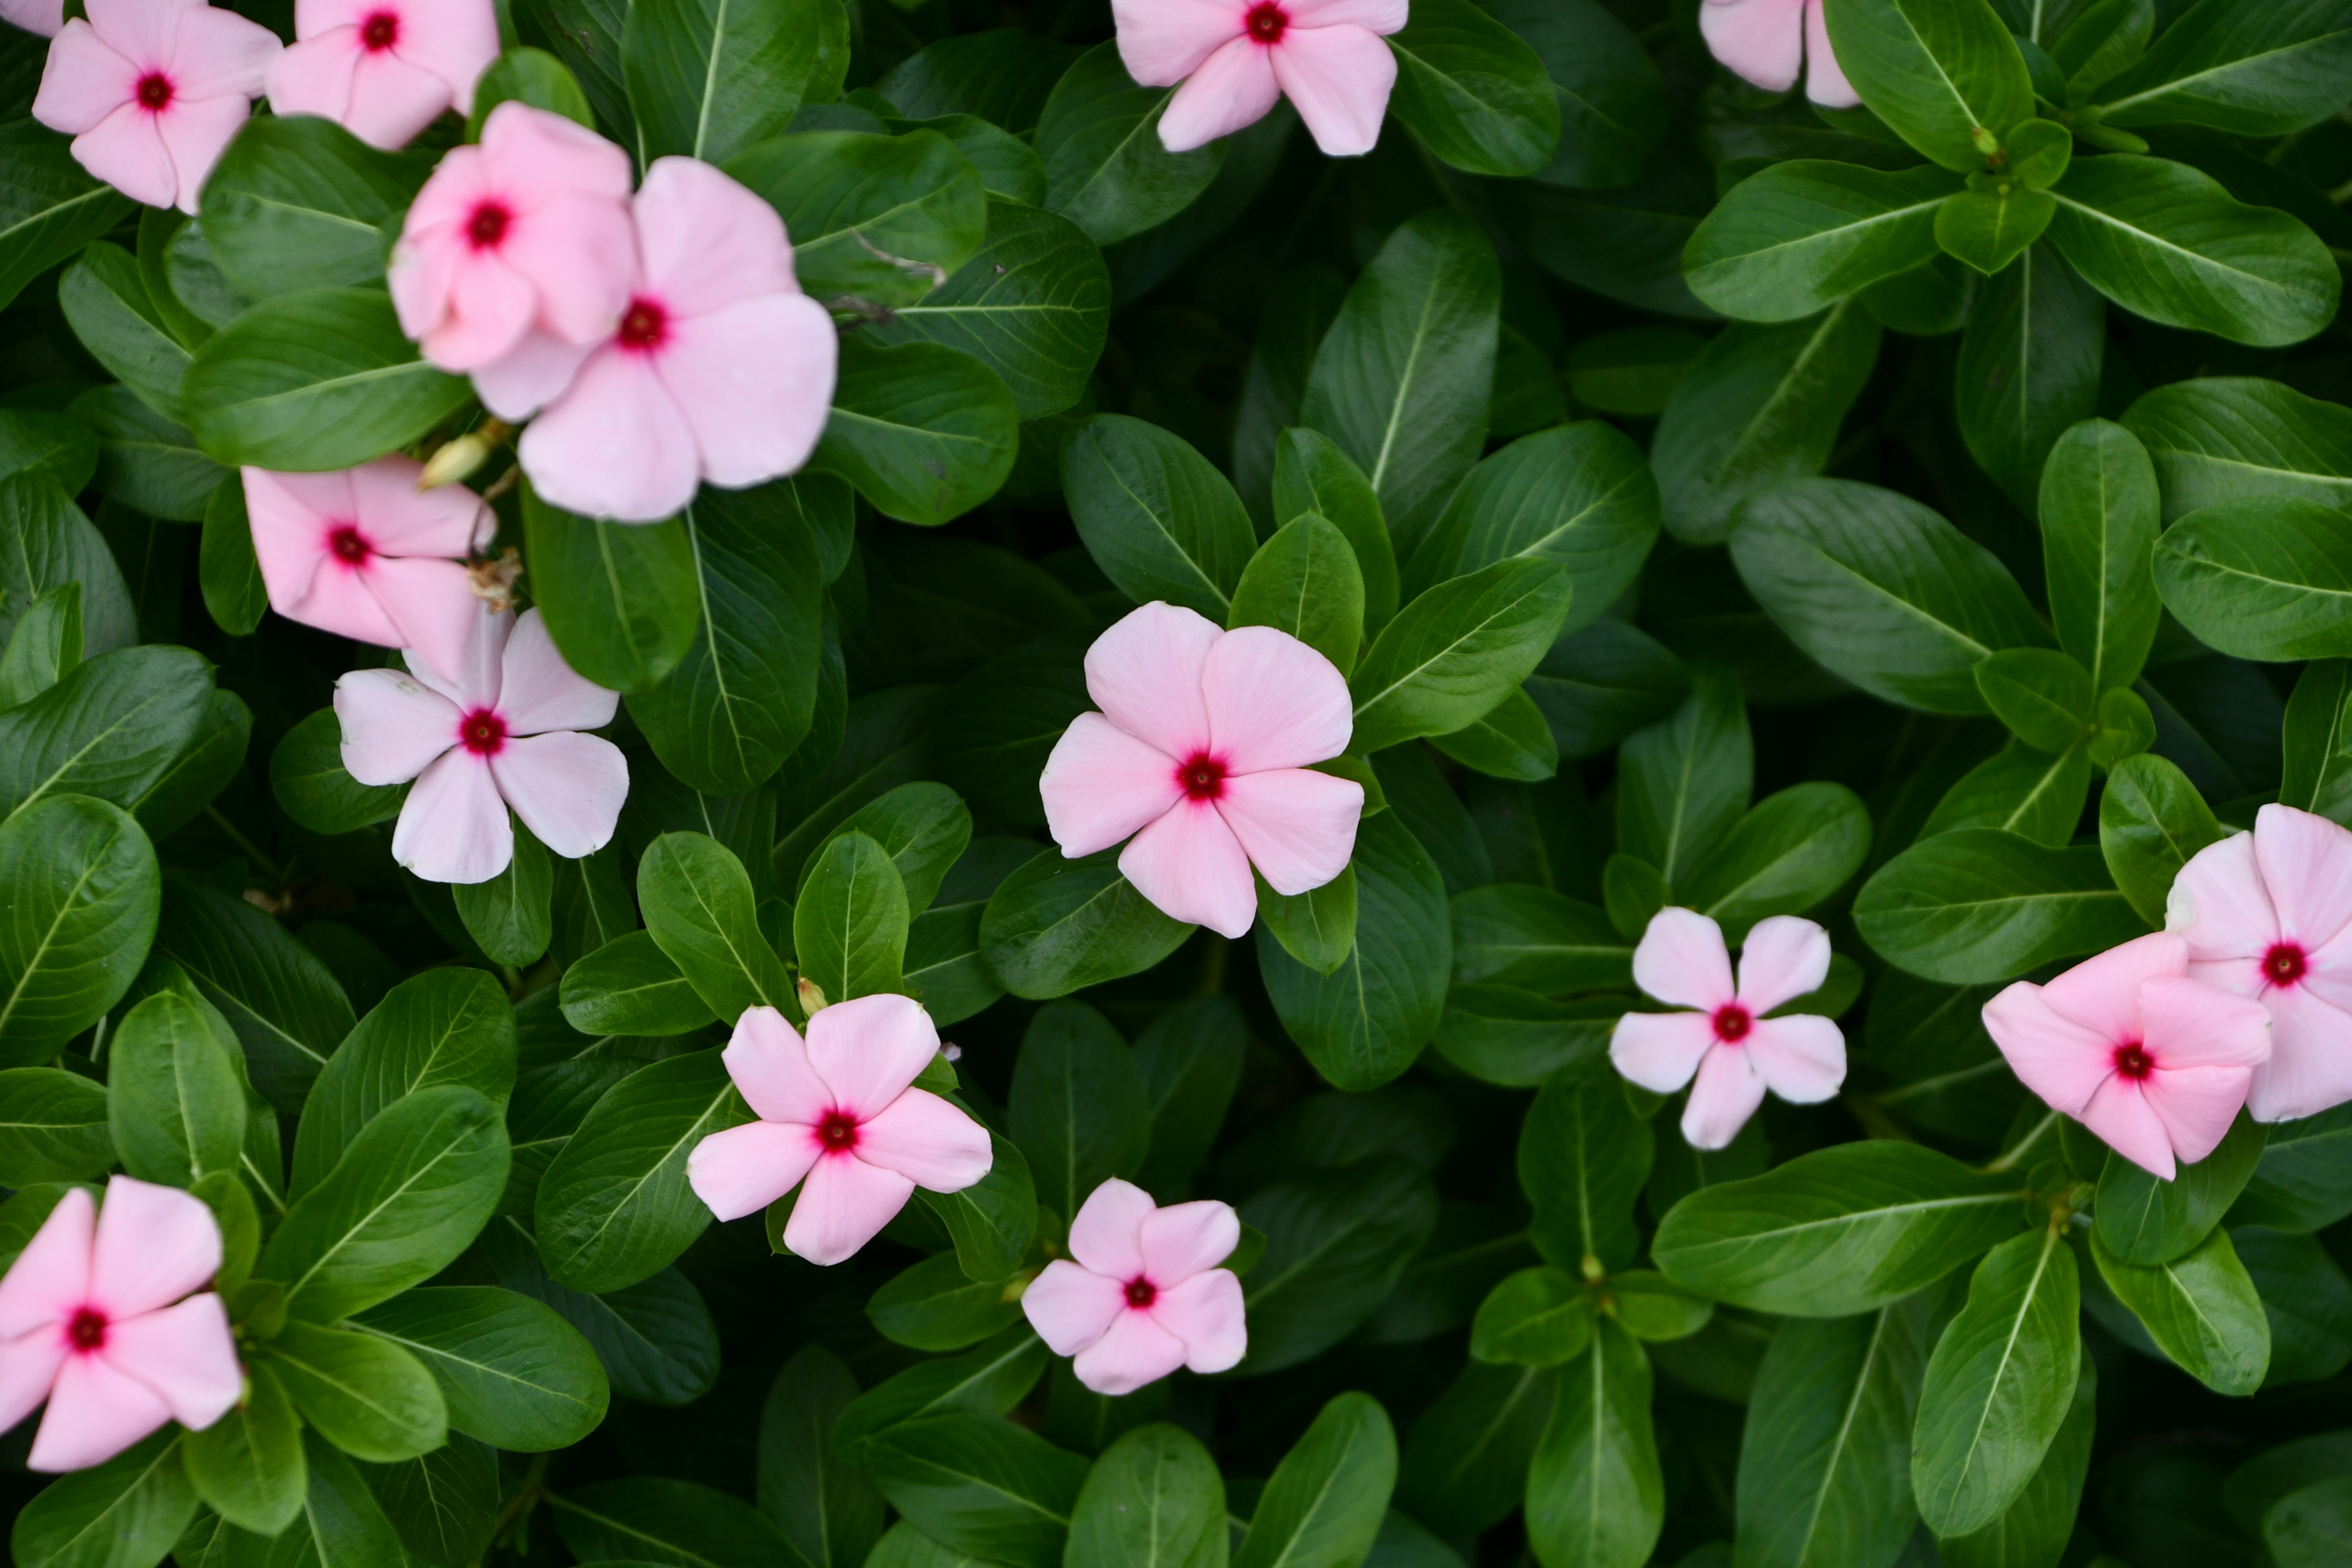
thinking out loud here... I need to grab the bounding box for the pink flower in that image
[1038,602,1364,941]
[2168,804,2352,1123]
[2,0,62,39]
[1609,910,1847,1150]
[334,605,626,884]
[686,996,993,1265]
[1112,0,1406,158]
[265,0,499,151]
[0,1178,240,1473]
[513,156,838,523]
[1698,0,1857,108]
[31,0,281,213]
[1983,932,2271,1180]
[388,102,635,381]
[244,456,491,687]
[1021,1178,1246,1395]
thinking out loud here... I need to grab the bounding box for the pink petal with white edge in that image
[0,1337,67,1438]
[804,993,940,1120]
[519,349,701,523]
[334,669,459,788]
[856,1089,992,1194]
[2078,1074,2174,1180]
[1801,0,1859,107]
[1138,1200,1239,1282]
[153,91,257,213]
[1287,0,1408,29]
[0,1188,94,1339]
[655,292,838,488]
[491,732,628,859]
[1153,1267,1245,1373]
[364,556,484,688]
[71,106,178,211]
[1020,1260,1124,1356]
[2139,975,2271,1071]
[1110,0,1243,87]
[1609,1009,1718,1095]
[2039,931,2184,1044]
[2,0,64,39]
[100,1294,238,1429]
[1681,1044,1766,1152]
[2247,984,2352,1123]
[89,1177,220,1319]
[1119,796,1257,939]
[1631,907,1735,1011]
[633,157,797,320]
[720,1006,829,1125]
[336,42,450,148]
[2256,803,2352,949]
[2166,831,2274,961]
[1700,0,1805,92]
[1067,1178,1155,1280]
[1158,35,1281,154]
[1084,602,1219,763]
[33,24,137,135]
[1981,982,2116,1117]
[346,455,487,556]
[470,328,596,421]
[496,610,617,736]
[393,748,512,883]
[162,6,281,99]
[1269,23,1396,157]
[782,1155,915,1267]
[686,1120,821,1223]
[1200,625,1352,773]
[1213,767,1360,897]
[1071,1306,1189,1395]
[1040,713,1186,859]
[1743,1014,1845,1104]
[1733,915,1831,1014]
[2143,1065,2253,1169]
[27,1354,170,1472]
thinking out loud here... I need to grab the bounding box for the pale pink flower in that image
[2168,804,2352,1123]
[265,0,499,151]
[2,0,62,39]
[1038,602,1363,941]
[1112,0,1406,157]
[32,0,281,213]
[1021,1178,1246,1395]
[245,456,491,687]
[513,156,838,524]
[388,102,635,383]
[334,605,625,884]
[686,997,993,1265]
[1983,932,2270,1180]
[1610,910,1847,1150]
[1698,0,1857,108]
[0,1178,240,1473]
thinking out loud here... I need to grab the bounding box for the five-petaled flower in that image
[1697,0,1857,107]
[1610,909,1848,1150]
[0,1178,241,1473]
[266,0,499,150]
[244,456,491,687]
[687,995,993,1265]
[32,0,281,213]
[1983,931,2271,1180]
[1020,1178,1246,1395]
[1112,0,1407,157]
[2167,803,2352,1124]
[334,605,626,884]
[1039,601,1365,940]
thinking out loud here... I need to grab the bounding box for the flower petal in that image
[1119,797,1257,939]
[391,748,512,883]
[1152,1267,1245,1373]
[0,1335,67,1438]
[1137,1200,1238,1282]
[2,0,64,39]
[2140,975,2271,1071]
[1744,1014,1845,1104]
[2257,803,2352,949]
[1269,23,1396,157]
[2078,1075,2175,1181]
[377,0,499,113]
[407,602,508,712]
[1680,1044,1766,1152]
[470,328,595,421]
[855,1088,992,1194]
[2143,1066,2254,1170]
[1071,1306,1189,1395]
[782,1154,914,1267]
[655,291,837,489]
[518,348,701,524]
[1084,601,1219,762]
[335,42,449,148]
[71,104,178,210]
[1700,0,1805,93]
[26,1354,170,1472]
[426,248,537,369]
[634,156,797,318]
[1110,0,1241,86]
[489,186,636,347]
[490,732,627,859]
[1041,713,1186,859]
[494,610,616,735]
[1733,915,1831,1014]
[721,1007,829,1125]
[1802,0,1859,107]
[333,668,458,787]
[363,556,484,690]
[1020,1260,1123,1357]
[153,89,254,213]
[1213,767,1360,897]
[0,1188,93,1340]
[1286,0,1407,27]
[1159,34,1281,153]
[34,23,137,134]
[1200,624,1353,773]
[1981,981,2115,1117]
[1067,1178,1154,1280]
[1609,1009,1717,1095]
[99,1294,238,1430]
[1631,907,1735,1011]
[2247,985,2352,1123]
[805,992,940,1121]
[2167,830,2274,962]
[164,5,281,99]
[89,1177,220,1319]
[344,456,488,556]
[686,1120,820,1223]
[2038,931,2184,1044]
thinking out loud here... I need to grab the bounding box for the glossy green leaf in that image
[1385,0,1561,178]
[0,796,160,1069]
[1826,0,2037,170]
[1684,162,1953,322]
[1855,829,2147,984]
[1061,413,1255,621]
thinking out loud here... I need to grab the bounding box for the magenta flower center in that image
[458,707,507,756]
[2113,1040,2154,1080]
[467,200,511,251]
[1712,1003,1751,1044]
[816,1110,859,1153]
[66,1307,107,1352]
[1245,2,1286,43]
[360,9,399,49]
[135,73,173,111]
[618,298,669,352]
[326,523,371,565]
[1124,1276,1157,1308]
[1177,751,1227,802]
[2264,942,2309,988]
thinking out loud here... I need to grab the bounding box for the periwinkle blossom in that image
[244,456,491,686]
[1021,1178,1246,1395]
[0,1178,241,1473]
[1698,0,1857,108]
[1112,0,1407,157]
[1610,909,1847,1150]
[265,0,500,151]
[1983,932,2271,1180]
[334,605,625,884]
[32,0,281,213]
[2168,804,2352,1123]
[0,0,59,37]
[1038,601,1364,941]
[687,995,993,1265]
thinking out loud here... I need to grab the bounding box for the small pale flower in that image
[1038,601,1365,941]
[266,0,500,151]
[1698,0,1857,108]
[1983,932,2270,1180]
[333,605,626,884]
[687,996,993,1265]
[1021,1178,1246,1395]
[0,1178,241,1472]
[1112,0,1407,157]
[1610,909,1847,1150]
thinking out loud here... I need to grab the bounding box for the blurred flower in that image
[1039,601,1364,940]
[514,156,837,523]
[1611,909,1847,1150]
[334,605,625,883]
[0,0,60,38]
[32,0,281,213]
[2168,803,2352,1122]
[265,0,498,150]
[1698,0,1857,108]
[244,455,491,686]
[687,996,993,1265]
[1022,1178,1246,1395]
[1113,0,1406,157]
[0,1178,240,1473]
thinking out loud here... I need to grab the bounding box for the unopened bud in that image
[797,975,830,1015]
[1970,126,2002,159]
[419,434,493,490]
[1580,1253,1607,1285]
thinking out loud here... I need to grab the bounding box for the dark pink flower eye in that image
[2264,943,2308,987]
[1245,2,1286,43]
[66,1308,106,1351]
[360,10,399,49]
[457,708,507,756]
[135,74,173,110]
[467,201,511,251]
[618,298,668,350]
[1712,1003,1751,1044]
[817,1110,859,1152]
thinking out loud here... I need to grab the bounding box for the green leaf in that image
[1684,782,1874,940]
[834,1323,1047,1455]
[1956,242,2107,511]
[1975,648,2096,753]
[1826,0,2037,170]
[107,989,243,1186]
[1856,828,2146,983]
[181,1365,304,1536]
[1431,689,1557,782]
[0,645,212,815]
[0,796,159,1068]
[2237,1226,2352,1387]
[1518,1074,1651,1273]
[1231,514,1365,676]
[805,782,973,916]
[796,831,910,1002]
[1061,413,1256,621]
[2153,497,2352,660]
[1684,162,1953,322]
[2041,418,2162,693]
[1488,0,1664,189]
[1131,995,1245,1199]
[1232,1392,1395,1568]
[9,1430,194,1568]
[1524,1321,1663,1568]
[1035,43,1223,247]
[0,1067,110,1185]
[623,0,847,164]
[2123,374,2352,520]
[156,874,355,1114]
[2285,659,2352,824]
[979,850,1191,1000]
[469,47,597,134]
[1396,1362,1554,1538]
[1238,1156,1439,1374]
[1066,1425,1224,1568]
[270,706,405,836]
[815,336,1018,526]
[262,1317,447,1463]
[1271,428,1398,634]
[855,1414,1087,1568]
[2089,1223,2269,1394]
[0,476,135,659]
[759,1345,887,1567]
[59,242,192,423]
[523,484,700,695]
[1449,886,1629,993]
[1471,1266,1596,1366]
[1936,184,2054,275]
[1006,1001,1148,1223]
[473,1216,720,1406]
[1615,666,1751,889]
[534,1047,742,1292]
[69,387,221,523]
[1349,560,1574,754]
[867,1250,1025,1352]
[1527,621,1691,764]
[1384,0,1561,178]
[561,930,717,1038]
[198,116,429,298]
[2097,752,2225,927]
[454,825,554,968]
[2095,0,2352,135]
[1920,741,2093,848]
[638,831,796,1023]
[723,128,984,308]
[2095,1110,2266,1265]
[1937,1347,2097,1568]
[2268,1476,2352,1568]
[364,1435,500,1568]
[915,1133,1038,1284]
[0,120,134,316]
[351,1285,611,1451]
[549,1477,799,1568]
